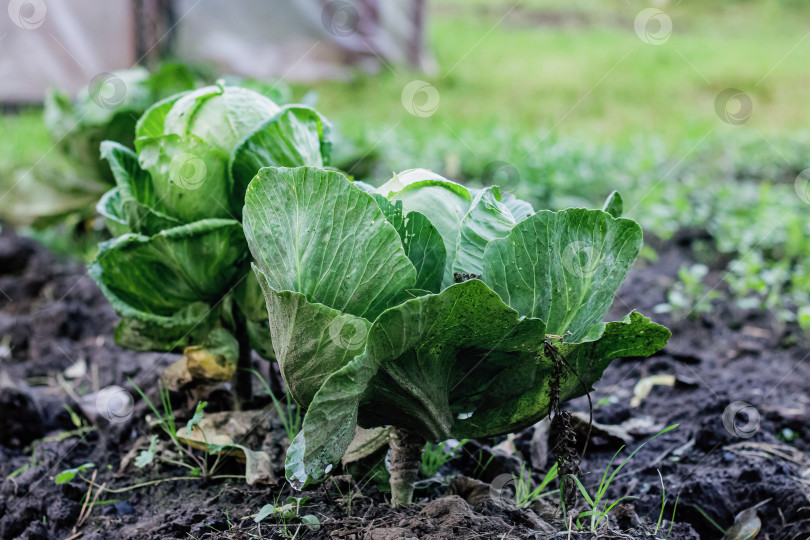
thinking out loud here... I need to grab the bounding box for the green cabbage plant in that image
[243,166,671,505]
[90,83,331,397]
[2,65,197,227]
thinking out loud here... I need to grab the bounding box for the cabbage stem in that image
[389,427,424,506]
[232,306,252,410]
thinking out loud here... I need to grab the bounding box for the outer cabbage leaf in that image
[234,270,275,360]
[285,281,670,488]
[179,327,240,382]
[376,168,454,196]
[97,188,130,237]
[78,68,153,127]
[0,161,102,227]
[243,166,416,321]
[143,62,197,99]
[44,67,151,181]
[90,219,249,317]
[44,66,195,191]
[284,279,545,488]
[99,141,182,234]
[351,181,377,193]
[482,208,642,340]
[135,93,187,141]
[73,64,195,131]
[44,89,137,185]
[245,319,274,361]
[451,311,670,438]
[255,268,370,407]
[230,105,332,209]
[43,89,82,142]
[111,302,220,352]
[452,186,515,276]
[370,194,446,293]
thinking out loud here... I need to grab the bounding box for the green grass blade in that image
[692,504,726,535]
[603,424,678,494]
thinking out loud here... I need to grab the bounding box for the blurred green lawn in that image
[298,0,810,146]
[4,0,810,168]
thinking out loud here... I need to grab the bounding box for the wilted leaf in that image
[177,410,276,484]
[726,507,761,540]
[184,329,239,382]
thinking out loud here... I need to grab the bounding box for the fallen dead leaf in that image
[177,409,276,484]
[630,374,676,407]
[726,507,761,540]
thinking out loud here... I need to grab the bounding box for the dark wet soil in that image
[1,228,809,539]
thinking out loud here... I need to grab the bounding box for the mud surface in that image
[1,229,809,539]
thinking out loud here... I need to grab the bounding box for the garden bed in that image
[1,229,809,539]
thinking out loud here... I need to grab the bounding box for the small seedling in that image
[130,379,223,479]
[55,463,95,484]
[513,462,559,508]
[471,449,497,479]
[330,477,358,517]
[134,435,159,469]
[654,470,679,538]
[654,264,719,320]
[421,439,468,478]
[254,493,320,539]
[63,403,90,443]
